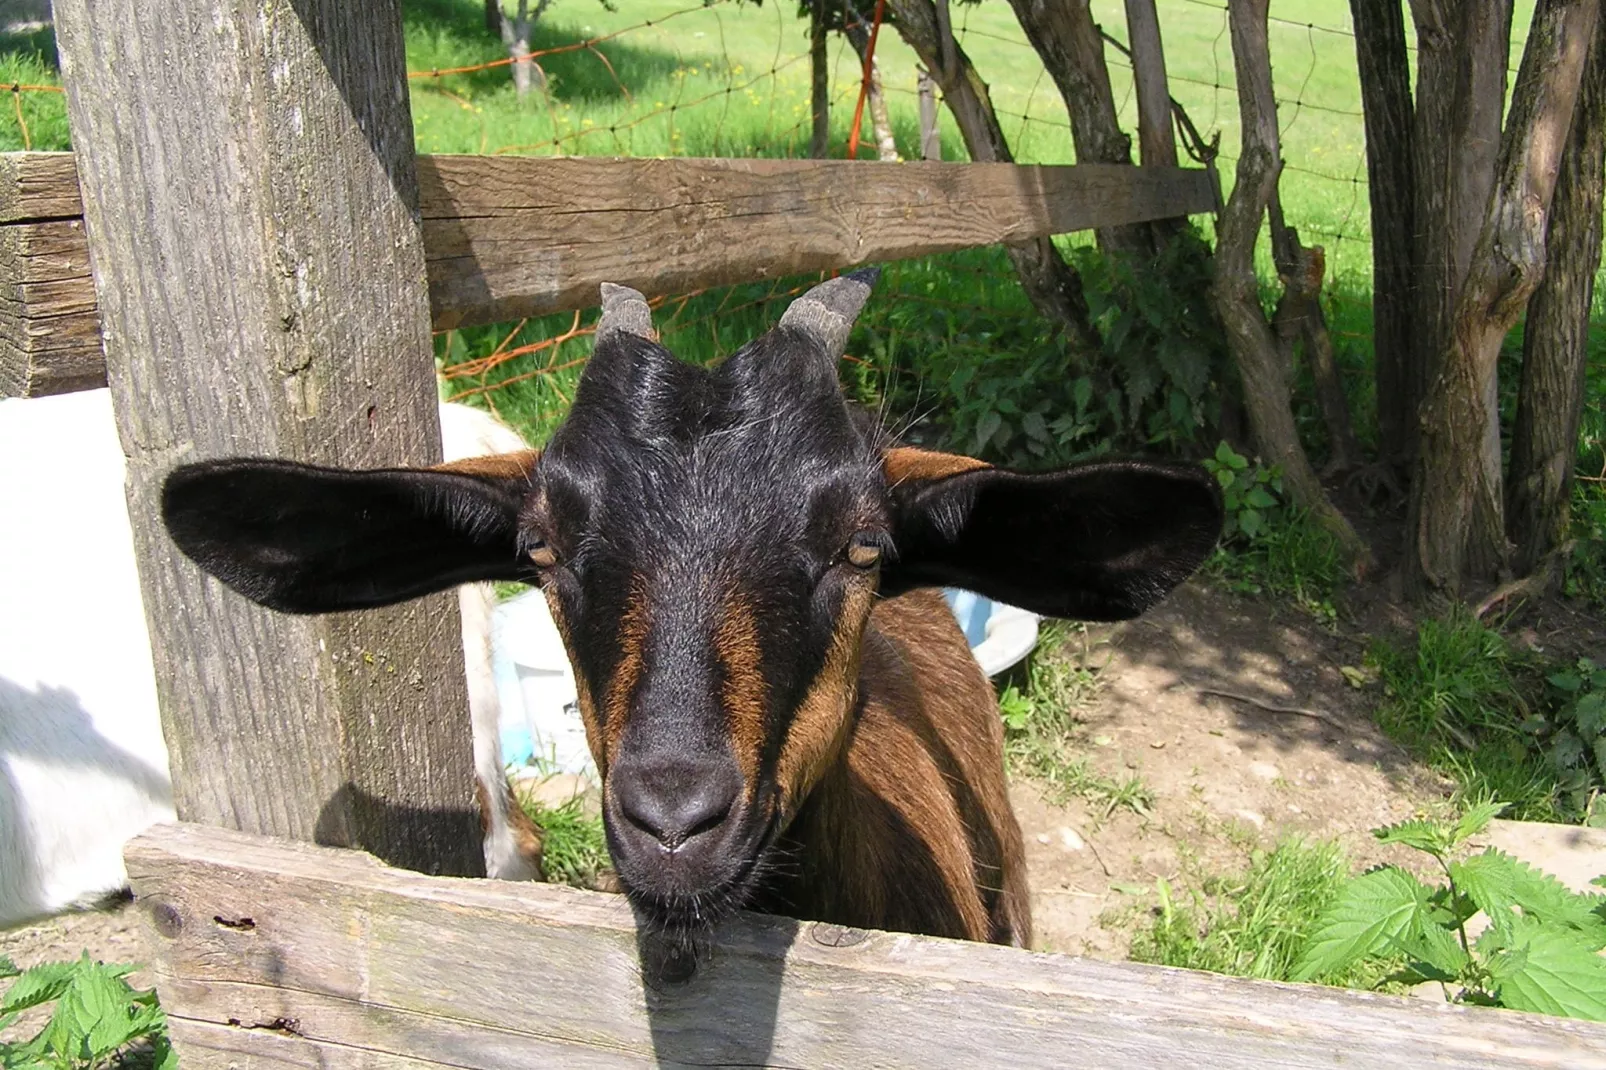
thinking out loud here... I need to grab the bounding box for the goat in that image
[161,271,1223,972]
[0,390,542,929]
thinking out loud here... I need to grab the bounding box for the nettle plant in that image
[1537,658,1606,826]
[0,953,173,1070]
[1293,802,1606,1021]
[1201,441,1283,541]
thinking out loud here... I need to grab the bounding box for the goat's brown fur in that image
[757,588,1030,946]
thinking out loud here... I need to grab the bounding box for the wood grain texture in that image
[418,156,1215,328]
[0,218,104,395]
[126,822,1606,1070]
[51,1,483,874]
[0,152,1215,394]
[0,151,82,223]
[1123,0,1178,169]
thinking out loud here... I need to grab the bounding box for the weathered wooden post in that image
[917,69,941,160]
[50,0,483,876]
[1124,0,1178,168]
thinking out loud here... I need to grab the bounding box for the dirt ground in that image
[0,578,1579,1005]
[1010,580,1453,957]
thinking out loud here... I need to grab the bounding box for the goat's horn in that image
[597,283,656,342]
[778,268,880,356]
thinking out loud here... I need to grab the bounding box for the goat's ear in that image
[161,451,540,614]
[880,448,1223,621]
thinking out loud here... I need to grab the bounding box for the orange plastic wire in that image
[845,0,886,159]
[408,3,715,81]
[11,86,30,150]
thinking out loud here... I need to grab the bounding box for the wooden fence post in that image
[1124,0,1179,168]
[50,0,484,876]
[917,69,942,160]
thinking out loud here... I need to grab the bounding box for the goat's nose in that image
[611,756,742,851]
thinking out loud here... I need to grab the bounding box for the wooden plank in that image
[1125,0,1180,169]
[0,152,1214,396]
[0,218,104,395]
[418,156,1218,328]
[0,151,82,223]
[126,823,1606,1070]
[51,0,483,881]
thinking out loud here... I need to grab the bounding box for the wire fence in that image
[0,0,1595,459]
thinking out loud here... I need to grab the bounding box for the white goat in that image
[0,390,540,929]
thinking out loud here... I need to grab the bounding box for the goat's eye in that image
[845,533,882,569]
[526,541,558,569]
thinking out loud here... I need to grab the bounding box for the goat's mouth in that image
[606,804,782,942]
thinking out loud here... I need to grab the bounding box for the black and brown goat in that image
[161,271,1221,965]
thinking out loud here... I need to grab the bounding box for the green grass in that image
[1203,508,1347,623]
[1127,836,1403,989]
[516,791,611,889]
[0,32,67,152]
[1367,612,1580,823]
[997,623,1158,819]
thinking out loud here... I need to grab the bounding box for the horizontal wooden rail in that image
[1,151,1216,397]
[127,822,1606,1069]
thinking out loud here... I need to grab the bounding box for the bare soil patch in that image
[1012,581,1454,957]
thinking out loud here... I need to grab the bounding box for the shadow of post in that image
[634,910,803,1067]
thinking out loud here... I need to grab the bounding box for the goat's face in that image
[160,271,1223,940]
[531,287,889,921]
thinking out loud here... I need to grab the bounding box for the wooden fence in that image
[26,0,1605,1065]
[130,822,1606,1069]
[0,152,1214,397]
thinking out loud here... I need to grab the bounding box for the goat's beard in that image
[616,834,780,985]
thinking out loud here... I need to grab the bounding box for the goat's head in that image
[160,270,1222,941]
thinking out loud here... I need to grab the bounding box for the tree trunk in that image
[1214,0,1370,567]
[485,0,501,34]
[1124,0,1176,169]
[810,0,830,158]
[499,0,547,97]
[1405,0,1600,599]
[1406,0,1512,485]
[1006,0,1153,260]
[1507,9,1606,578]
[917,68,941,159]
[885,0,1101,352]
[1268,195,1363,474]
[844,3,900,161]
[1348,0,1416,469]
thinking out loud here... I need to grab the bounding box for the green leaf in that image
[1388,920,1470,980]
[971,410,1002,456]
[0,957,17,980]
[1550,732,1587,771]
[152,1035,180,1070]
[1452,848,1606,947]
[1373,818,1449,857]
[1244,486,1278,510]
[1239,508,1264,540]
[1550,670,1584,692]
[1021,410,1049,443]
[1573,692,1606,737]
[1495,918,1606,1021]
[1451,799,1507,845]
[1073,376,1093,413]
[1292,866,1430,981]
[0,961,75,1016]
[1213,466,1236,490]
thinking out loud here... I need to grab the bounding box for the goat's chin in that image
[619,868,754,985]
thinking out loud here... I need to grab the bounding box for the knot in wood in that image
[809,922,868,948]
[149,901,183,939]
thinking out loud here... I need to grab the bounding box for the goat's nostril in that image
[612,759,741,852]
